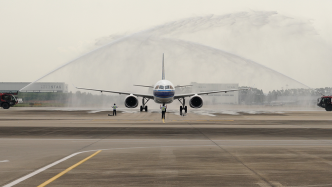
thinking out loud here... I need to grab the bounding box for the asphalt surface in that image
[1,108,332,187]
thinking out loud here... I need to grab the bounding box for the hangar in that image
[0,82,68,93]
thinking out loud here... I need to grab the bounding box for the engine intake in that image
[189,95,203,108]
[124,95,138,108]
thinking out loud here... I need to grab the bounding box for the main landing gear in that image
[178,97,187,115]
[140,97,150,112]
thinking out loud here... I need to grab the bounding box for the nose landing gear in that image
[178,98,187,115]
[140,97,150,112]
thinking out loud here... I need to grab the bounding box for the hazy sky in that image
[1,0,332,86]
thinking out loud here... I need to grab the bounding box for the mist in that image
[19,11,331,110]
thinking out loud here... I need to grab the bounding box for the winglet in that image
[162,53,165,80]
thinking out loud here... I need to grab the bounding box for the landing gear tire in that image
[2,103,10,109]
[140,106,143,112]
[184,106,187,113]
[145,106,148,112]
[326,105,332,111]
[180,106,183,115]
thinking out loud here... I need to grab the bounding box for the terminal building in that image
[176,82,239,104]
[0,82,68,93]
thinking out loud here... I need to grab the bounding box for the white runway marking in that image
[2,145,213,187]
[2,151,88,187]
[0,160,9,163]
[87,110,106,113]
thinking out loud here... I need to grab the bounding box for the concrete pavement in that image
[1,108,332,186]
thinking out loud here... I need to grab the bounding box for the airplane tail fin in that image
[162,53,165,80]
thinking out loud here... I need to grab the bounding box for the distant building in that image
[0,82,68,93]
[190,82,239,104]
[277,96,318,106]
[175,82,238,104]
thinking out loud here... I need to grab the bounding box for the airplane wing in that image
[133,85,154,88]
[175,85,193,88]
[75,87,154,99]
[174,88,250,99]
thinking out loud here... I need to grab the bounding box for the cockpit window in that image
[155,85,159,89]
[165,85,170,89]
[159,85,164,89]
[170,85,174,89]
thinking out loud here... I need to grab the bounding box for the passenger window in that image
[155,85,159,89]
[159,85,164,89]
[165,85,170,89]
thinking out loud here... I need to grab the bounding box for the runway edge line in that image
[2,149,102,187]
[37,150,102,187]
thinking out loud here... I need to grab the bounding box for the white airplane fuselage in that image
[153,80,175,104]
[75,54,247,114]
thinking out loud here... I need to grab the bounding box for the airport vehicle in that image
[0,92,18,109]
[76,54,249,115]
[317,96,332,111]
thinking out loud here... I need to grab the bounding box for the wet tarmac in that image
[1,108,332,187]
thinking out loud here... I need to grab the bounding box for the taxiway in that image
[1,108,332,187]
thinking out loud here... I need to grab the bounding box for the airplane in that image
[76,54,249,115]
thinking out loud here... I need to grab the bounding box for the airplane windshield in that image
[159,85,164,89]
[170,85,174,89]
[165,85,170,89]
[155,85,159,89]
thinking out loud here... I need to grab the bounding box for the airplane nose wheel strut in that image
[178,97,187,115]
[140,97,150,112]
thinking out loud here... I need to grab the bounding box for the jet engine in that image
[189,95,203,108]
[124,95,138,108]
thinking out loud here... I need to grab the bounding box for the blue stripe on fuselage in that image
[153,90,175,98]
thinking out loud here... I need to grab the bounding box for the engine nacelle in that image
[189,95,203,108]
[124,95,138,108]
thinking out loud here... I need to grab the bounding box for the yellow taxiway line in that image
[37,150,102,187]
[162,119,165,123]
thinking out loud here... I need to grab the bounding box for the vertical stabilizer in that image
[162,53,165,80]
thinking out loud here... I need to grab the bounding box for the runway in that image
[1,108,332,187]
